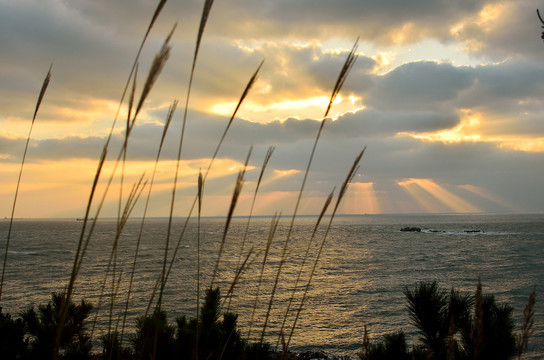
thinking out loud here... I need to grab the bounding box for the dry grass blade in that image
[234,146,275,286]
[264,43,358,346]
[128,64,137,135]
[33,64,52,121]
[0,64,51,304]
[225,247,257,312]
[248,212,280,341]
[106,0,168,150]
[118,64,138,231]
[204,61,264,178]
[90,174,148,338]
[134,23,176,118]
[286,147,365,349]
[194,0,215,66]
[56,144,107,359]
[362,325,370,360]
[210,148,252,289]
[56,4,171,355]
[169,0,217,243]
[517,285,536,359]
[276,189,334,349]
[155,62,264,309]
[472,277,484,360]
[67,16,174,322]
[119,100,176,344]
[324,39,358,119]
[196,170,204,352]
[148,0,168,38]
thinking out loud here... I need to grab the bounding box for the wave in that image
[8,250,39,255]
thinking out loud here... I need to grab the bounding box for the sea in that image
[0,213,542,358]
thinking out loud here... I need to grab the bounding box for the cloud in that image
[366,61,474,111]
[2,0,544,216]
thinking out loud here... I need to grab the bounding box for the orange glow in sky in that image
[397,178,480,213]
[399,110,544,152]
[341,182,381,214]
[208,94,364,122]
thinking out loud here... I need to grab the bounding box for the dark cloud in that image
[456,59,544,112]
[366,61,474,111]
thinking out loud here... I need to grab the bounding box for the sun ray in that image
[341,182,381,214]
[457,184,517,211]
[397,178,480,213]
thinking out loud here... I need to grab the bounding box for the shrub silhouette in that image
[0,307,28,359]
[358,331,410,360]
[20,292,93,360]
[404,281,474,359]
[132,308,176,360]
[176,287,245,360]
[100,332,133,360]
[401,281,516,360]
[461,294,516,360]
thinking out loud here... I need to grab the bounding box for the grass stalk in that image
[285,147,365,350]
[65,25,174,307]
[90,175,148,338]
[210,147,252,289]
[119,99,177,346]
[153,62,263,310]
[57,28,174,358]
[362,325,370,360]
[0,65,51,304]
[228,146,275,305]
[247,212,280,341]
[235,146,275,272]
[105,0,168,152]
[517,285,537,359]
[472,277,484,360]
[275,189,334,349]
[261,39,358,345]
[196,169,204,359]
[225,247,257,312]
[158,0,217,308]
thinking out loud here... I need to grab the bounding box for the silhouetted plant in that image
[0,307,28,359]
[403,281,520,360]
[517,285,536,359]
[100,332,133,360]
[20,292,92,360]
[176,287,246,360]
[358,331,410,360]
[131,308,176,360]
[462,294,516,360]
[245,341,273,360]
[404,281,451,358]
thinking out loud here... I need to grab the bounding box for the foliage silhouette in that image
[20,292,92,360]
[0,307,28,359]
[131,308,176,360]
[176,287,245,360]
[357,331,410,360]
[387,281,517,360]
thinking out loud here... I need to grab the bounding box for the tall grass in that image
[2,1,373,358]
[0,65,51,305]
[261,38,359,347]
[4,2,539,359]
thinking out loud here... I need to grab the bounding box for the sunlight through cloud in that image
[397,178,480,213]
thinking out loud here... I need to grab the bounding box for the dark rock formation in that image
[400,227,421,232]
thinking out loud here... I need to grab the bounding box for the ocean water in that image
[0,213,542,358]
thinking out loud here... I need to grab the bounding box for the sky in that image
[1,0,544,218]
